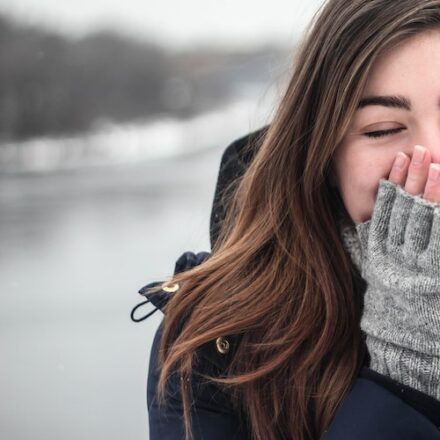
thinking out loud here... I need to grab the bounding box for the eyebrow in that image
[357,95,411,111]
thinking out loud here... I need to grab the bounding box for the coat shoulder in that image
[324,376,440,439]
[134,250,249,438]
[147,318,250,440]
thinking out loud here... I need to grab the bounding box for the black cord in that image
[130,299,159,322]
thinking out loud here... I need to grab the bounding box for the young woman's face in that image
[333,29,440,224]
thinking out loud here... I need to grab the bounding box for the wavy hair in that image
[149,1,440,439]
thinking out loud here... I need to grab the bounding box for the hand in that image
[355,164,440,400]
[388,144,440,202]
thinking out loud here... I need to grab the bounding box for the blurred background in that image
[0,1,322,439]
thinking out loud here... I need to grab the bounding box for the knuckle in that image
[406,171,422,182]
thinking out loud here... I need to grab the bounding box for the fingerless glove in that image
[339,178,440,401]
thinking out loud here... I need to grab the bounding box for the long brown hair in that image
[149,1,440,439]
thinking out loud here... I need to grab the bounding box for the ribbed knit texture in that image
[336,178,440,401]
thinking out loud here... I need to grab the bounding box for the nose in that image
[411,123,440,163]
[422,145,440,164]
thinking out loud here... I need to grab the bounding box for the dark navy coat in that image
[131,128,440,439]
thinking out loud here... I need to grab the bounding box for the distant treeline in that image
[0,15,288,142]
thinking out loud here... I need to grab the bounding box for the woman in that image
[132,0,440,438]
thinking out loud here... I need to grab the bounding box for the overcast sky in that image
[0,0,324,50]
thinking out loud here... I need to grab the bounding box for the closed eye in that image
[364,127,406,138]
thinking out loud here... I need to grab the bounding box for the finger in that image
[403,200,433,260]
[423,163,440,203]
[405,145,431,195]
[388,185,414,248]
[388,152,409,186]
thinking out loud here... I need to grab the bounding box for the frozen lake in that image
[0,144,228,439]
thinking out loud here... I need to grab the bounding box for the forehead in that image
[362,29,440,95]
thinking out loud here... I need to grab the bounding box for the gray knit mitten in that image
[356,178,440,401]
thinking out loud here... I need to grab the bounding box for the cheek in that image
[335,150,393,223]
[339,175,375,223]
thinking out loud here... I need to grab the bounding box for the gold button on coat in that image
[215,337,230,354]
[161,282,180,292]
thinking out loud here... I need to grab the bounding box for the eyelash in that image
[364,127,405,138]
